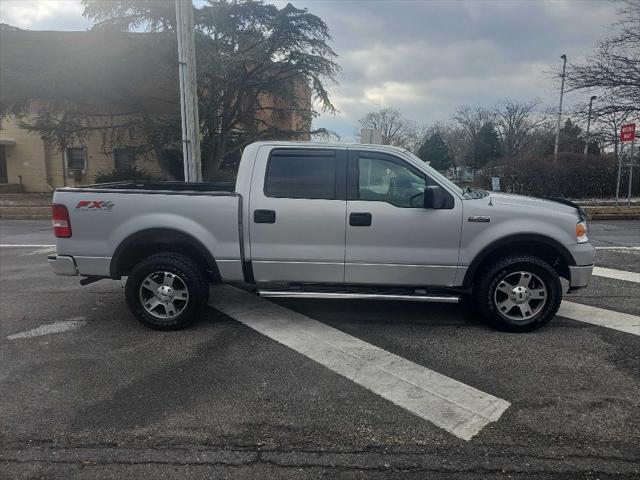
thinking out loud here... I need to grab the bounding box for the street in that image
[1,219,639,479]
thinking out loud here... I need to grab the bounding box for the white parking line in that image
[558,302,640,335]
[7,318,86,340]
[595,246,640,251]
[209,285,510,441]
[593,266,640,283]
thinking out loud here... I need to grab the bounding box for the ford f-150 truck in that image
[49,141,594,332]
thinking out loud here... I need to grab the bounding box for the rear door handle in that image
[349,212,372,226]
[254,209,276,224]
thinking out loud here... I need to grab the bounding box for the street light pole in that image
[175,0,202,182]
[553,54,567,163]
[583,95,597,159]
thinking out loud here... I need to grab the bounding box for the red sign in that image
[620,123,636,142]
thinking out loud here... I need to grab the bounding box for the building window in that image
[114,148,135,171]
[66,147,86,171]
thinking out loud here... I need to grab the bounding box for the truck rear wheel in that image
[474,255,562,332]
[125,252,209,330]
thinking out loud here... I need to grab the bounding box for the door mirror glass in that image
[424,185,454,209]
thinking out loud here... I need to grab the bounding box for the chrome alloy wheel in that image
[493,271,547,321]
[139,271,189,320]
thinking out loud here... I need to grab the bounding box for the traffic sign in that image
[620,123,635,142]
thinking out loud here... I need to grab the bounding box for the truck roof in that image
[246,140,411,156]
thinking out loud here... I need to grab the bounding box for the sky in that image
[0,0,621,141]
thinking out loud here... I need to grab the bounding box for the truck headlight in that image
[576,220,589,243]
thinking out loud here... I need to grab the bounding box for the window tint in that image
[265,151,337,199]
[358,155,431,207]
[66,147,86,170]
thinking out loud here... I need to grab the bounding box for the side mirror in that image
[424,185,454,209]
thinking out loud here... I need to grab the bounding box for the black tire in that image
[473,254,562,332]
[125,252,209,330]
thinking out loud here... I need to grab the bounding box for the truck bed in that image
[52,181,244,281]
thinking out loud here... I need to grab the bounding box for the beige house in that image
[0,26,312,192]
[0,114,166,192]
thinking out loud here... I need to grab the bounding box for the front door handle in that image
[254,209,276,224]
[349,212,372,226]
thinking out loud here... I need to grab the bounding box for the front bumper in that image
[569,264,593,289]
[48,255,78,276]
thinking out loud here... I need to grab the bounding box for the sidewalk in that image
[0,193,52,219]
[574,198,640,220]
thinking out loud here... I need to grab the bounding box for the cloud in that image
[285,0,620,138]
[0,0,90,30]
[1,0,622,140]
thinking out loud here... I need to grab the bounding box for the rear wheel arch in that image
[463,234,575,288]
[110,228,221,282]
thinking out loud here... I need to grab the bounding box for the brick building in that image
[0,26,311,192]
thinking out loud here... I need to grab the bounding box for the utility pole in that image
[175,0,202,182]
[553,54,567,163]
[583,95,596,159]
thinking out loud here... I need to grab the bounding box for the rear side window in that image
[265,150,337,200]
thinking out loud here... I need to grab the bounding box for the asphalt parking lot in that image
[1,219,639,479]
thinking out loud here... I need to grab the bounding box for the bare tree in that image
[439,124,467,173]
[358,108,421,151]
[565,0,640,116]
[452,105,495,170]
[494,99,549,159]
[591,108,633,158]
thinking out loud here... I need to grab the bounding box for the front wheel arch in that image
[463,234,574,288]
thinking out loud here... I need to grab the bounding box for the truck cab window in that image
[358,156,431,207]
[265,151,337,200]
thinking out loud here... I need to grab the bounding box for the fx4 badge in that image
[75,200,115,212]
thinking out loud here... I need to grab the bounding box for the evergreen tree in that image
[475,122,501,166]
[417,132,451,171]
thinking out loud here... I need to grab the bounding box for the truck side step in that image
[257,290,460,303]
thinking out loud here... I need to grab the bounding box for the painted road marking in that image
[209,285,510,441]
[559,302,640,335]
[7,318,86,340]
[595,246,640,251]
[593,266,640,283]
[0,244,55,248]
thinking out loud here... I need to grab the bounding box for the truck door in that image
[248,146,347,283]
[345,149,463,286]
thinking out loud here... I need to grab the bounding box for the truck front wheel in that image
[125,252,209,330]
[474,255,562,332]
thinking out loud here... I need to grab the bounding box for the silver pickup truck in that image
[49,141,594,332]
